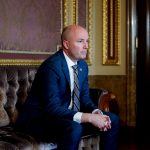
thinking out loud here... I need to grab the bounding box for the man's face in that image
[63,27,88,62]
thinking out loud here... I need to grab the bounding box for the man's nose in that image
[83,42,88,49]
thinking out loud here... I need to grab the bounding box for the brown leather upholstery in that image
[0,67,41,149]
[0,67,38,127]
[0,66,116,150]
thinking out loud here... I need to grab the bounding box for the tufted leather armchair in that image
[0,66,118,150]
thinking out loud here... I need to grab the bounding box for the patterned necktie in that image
[72,65,80,111]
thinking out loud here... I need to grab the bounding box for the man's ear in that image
[63,40,69,50]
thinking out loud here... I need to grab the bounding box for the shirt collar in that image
[63,51,77,67]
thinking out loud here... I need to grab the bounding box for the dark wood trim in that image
[136,0,150,142]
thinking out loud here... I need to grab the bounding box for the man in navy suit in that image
[16,25,120,150]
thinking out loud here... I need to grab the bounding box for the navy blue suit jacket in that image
[18,50,97,126]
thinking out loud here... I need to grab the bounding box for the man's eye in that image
[77,40,88,43]
[77,40,83,43]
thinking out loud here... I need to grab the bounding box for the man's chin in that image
[81,55,87,60]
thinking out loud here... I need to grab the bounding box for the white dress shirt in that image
[63,51,82,123]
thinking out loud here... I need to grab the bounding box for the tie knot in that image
[72,65,78,71]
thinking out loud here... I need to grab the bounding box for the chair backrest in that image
[0,66,38,127]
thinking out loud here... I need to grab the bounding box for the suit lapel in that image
[62,62,70,85]
[77,62,84,89]
[60,52,71,86]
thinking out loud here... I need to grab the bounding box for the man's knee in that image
[69,121,83,140]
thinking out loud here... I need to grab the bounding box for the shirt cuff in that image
[73,112,83,123]
[92,109,103,114]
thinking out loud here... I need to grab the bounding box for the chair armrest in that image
[98,92,119,115]
[89,88,119,115]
